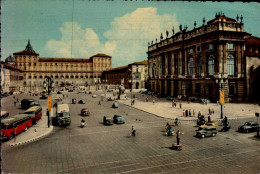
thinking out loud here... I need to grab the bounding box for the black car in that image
[57,91,62,94]
[40,95,48,99]
[78,100,86,104]
[68,90,73,92]
[238,121,259,133]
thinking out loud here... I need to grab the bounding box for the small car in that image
[103,116,113,125]
[113,114,125,124]
[107,89,113,92]
[89,91,92,94]
[92,95,97,98]
[139,90,147,94]
[78,100,86,104]
[196,126,217,138]
[68,90,73,92]
[81,108,90,116]
[40,95,48,99]
[112,102,118,108]
[166,96,174,101]
[107,97,115,101]
[238,121,259,133]
[57,91,62,94]
[199,121,218,129]
[201,99,210,104]
[72,98,76,104]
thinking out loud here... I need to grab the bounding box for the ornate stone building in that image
[101,60,148,89]
[147,13,259,102]
[12,41,111,92]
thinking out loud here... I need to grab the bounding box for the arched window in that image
[188,58,194,76]
[208,55,214,76]
[227,54,235,75]
[153,63,157,77]
[158,63,161,76]
[197,57,202,76]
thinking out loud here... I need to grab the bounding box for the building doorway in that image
[135,82,139,89]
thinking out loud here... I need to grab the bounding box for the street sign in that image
[48,96,52,111]
[255,112,259,117]
[220,91,225,105]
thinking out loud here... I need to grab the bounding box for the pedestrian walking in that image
[176,130,180,145]
[185,109,188,117]
[212,108,215,115]
[133,99,135,105]
[189,109,191,117]
[198,111,201,118]
[179,103,182,109]
[14,101,16,107]
[183,110,185,117]
[208,108,211,115]
[98,101,101,105]
[193,109,195,117]
[146,97,148,102]
[174,102,177,107]
[153,99,155,105]
[208,115,211,122]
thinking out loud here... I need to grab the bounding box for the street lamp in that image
[216,74,224,119]
[128,68,133,105]
[43,76,54,128]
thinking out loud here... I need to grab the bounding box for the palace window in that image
[70,75,74,78]
[197,57,202,76]
[55,75,59,79]
[189,48,193,54]
[188,58,194,76]
[227,43,234,50]
[75,75,79,79]
[209,44,214,50]
[34,75,37,79]
[39,75,43,79]
[227,54,235,75]
[80,75,83,78]
[66,75,69,78]
[208,55,214,76]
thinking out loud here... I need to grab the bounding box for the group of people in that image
[208,108,215,115]
[182,109,196,117]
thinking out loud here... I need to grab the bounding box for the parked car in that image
[196,126,217,138]
[78,100,86,104]
[199,121,218,129]
[107,89,113,92]
[81,108,90,116]
[112,102,118,108]
[201,99,210,104]
[103,116,113,125]
[57,91,62,94]
[238,121,259,133]
[139,90,147,94]
[107,97,115,101]
[40,94,48,99]
[72,98,76,104]
[68,89,73,92]
[166,96,174,101]
[78,90,85,93]
[113,114,125,124]
[92,95,97,98]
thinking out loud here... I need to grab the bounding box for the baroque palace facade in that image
[147,13,260,102]
[9,40,111,92]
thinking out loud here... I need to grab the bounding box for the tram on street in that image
[1,114,32,140]
[24,106,42,124]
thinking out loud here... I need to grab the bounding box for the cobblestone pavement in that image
[1,92,260,174]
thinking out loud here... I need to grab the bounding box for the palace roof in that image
[39,58,92,63]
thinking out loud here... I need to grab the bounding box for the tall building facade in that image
[147,13,259,102]
[12,41,111,92]
[101,60,148,89]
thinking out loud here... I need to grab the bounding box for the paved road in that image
[1,92,260,174]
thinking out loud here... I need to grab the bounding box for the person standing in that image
[179,103,182,109]
[193,109,195,117]
[98,101,101,105]
[176,130,180,145]
[14,101,16,107]
[146,97,148,102]
[212,108,215,115]
[208,108,211,115]
[172,101,174,107]
[153,99,155,105]
[189,109,191,117]
[208,115,211,122]
[185,109,188,117]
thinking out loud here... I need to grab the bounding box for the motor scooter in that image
[80,119,85,128]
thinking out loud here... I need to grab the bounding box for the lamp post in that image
[220,74,223,119]
[128,68,133,105]
[43,76,54,128]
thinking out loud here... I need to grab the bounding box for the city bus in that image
[54,104,71,126]
[24,106,42,124]
[1,114,32,140]
[1,111,9,121]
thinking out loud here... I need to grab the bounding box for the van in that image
[196,126,217,138]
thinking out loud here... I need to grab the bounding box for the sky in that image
[2,0,260,67]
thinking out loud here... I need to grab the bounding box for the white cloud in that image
[46,7,179,66]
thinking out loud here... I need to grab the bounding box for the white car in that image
[92,95,97,98]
